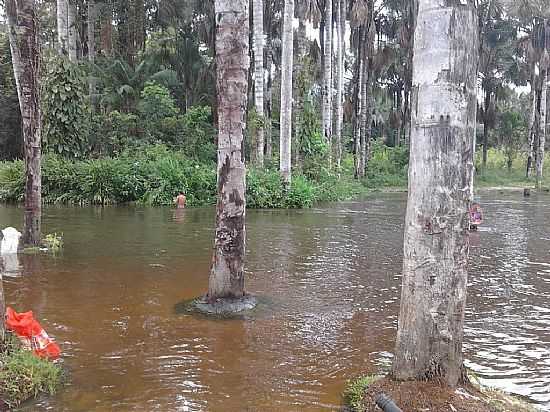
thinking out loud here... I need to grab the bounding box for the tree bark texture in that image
[7,0,42,247]
[536,60,547,189]
[526,69,537,178]
[279,0,294,185]
[88,0,97,103]
[100,2,113,56]
[391,0,478,388]
[335,0,345,170]
[68,0,77,61]
[354,56,363,179]
[207,0,250,301]
[359,54,367,177]
[56,0,68,55]
[265,31,273,161]
[322,0,333,156]
[252,0,265,167]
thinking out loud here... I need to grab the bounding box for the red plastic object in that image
[5,307,61,360]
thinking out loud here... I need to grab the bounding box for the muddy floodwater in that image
[1,193,549,411]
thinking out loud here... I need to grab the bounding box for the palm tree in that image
[322,0,333,158]
[6,0,42,246]
[392,0,478,387]
[335,0,346,169]
[57,0,68,55]
[280,0,294,185]
[207,0,250,301]
[253,0,266,167]
[68,0,77,61]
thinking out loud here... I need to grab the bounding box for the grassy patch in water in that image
[343,375,380,412]
[0,333,62,408]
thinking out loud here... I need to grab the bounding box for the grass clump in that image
[343,375,379,412]
[0,334,62,408]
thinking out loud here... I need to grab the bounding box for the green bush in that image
[366,140,409,189]
[0,160,24,202]
[343,375,378,412]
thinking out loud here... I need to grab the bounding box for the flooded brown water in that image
[1,192,549,411]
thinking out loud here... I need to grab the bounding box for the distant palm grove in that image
[0,0,548,210]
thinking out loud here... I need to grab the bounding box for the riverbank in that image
[0,334,62,409]
[344,375,538,412]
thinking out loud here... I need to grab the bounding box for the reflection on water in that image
[0,193,549,411]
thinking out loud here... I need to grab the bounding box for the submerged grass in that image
[343,375,379,412]
[0,333,62,408]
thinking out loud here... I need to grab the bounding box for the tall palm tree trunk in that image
[537,58,548,189]
[354,56,363,179]
[88,0,97,105]
[252,0,265,167]
[322,0,333,161]
[391,0,478,388]
[265,30,273,161]
[68,0,77,61]
[57,0,68,55]
[280,0,294,186]
[335,0,345,170]
[7,0,42,247]
[527,68,537,178]
[207,0,250,301]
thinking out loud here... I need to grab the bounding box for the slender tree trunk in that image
[359,54,367,177]
[335,0,345,170]
[100,2,112,56]
[207,0,250,301]
[354,57,363,179]
[7,0,42,247]
[293,21,308,170]
[88,0,96,105]
[265,31,273,161]
[279,0,294,186]
[252,0,265,167]
[391,0,478,388]
[536,61,547,189]
[322,0,333,161]
[482,88,490,170]
[56,0,68,55]
[68,0,77,61]
[527,70,537,178]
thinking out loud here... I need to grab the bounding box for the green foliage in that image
[343,375,378,412]
[0,160,24,202]
[366,140,409,188]
[494,108,527,171]
[177,106,216,162]
[42,55,89,158]
[138,82,179,121]
[0,334,62,408]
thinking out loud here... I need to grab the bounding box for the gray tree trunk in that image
[207,0,250,301]
[88,0,96,104]
[252,0,265,167]
[354,57,363,179]
[359,55,367,177]
[335,0,345,170]
[322,0,333,159]
[265,33,273,161]
[526,68,537,178]
[56,0,68,55]
[391,0,478,388]
[68,0,77,61]
[7,0,42,247]
[279,0,294,185]
[536,59,547,189]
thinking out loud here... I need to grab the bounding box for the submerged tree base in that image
[176,295,258,318]
[343,375,537,412]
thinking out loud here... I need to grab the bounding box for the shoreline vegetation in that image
[343,374,538,412]
[0,333,62,409]
[0,146,547,210]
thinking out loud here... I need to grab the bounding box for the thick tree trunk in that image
[536,63,547,189]
[7,0,42,247]
[68,0,77,61]
[252,0,265,167]
[335,0,345,170]
[56,0,68,55]
[391,0,478,388]
[207,0,250,301]
[279,0,294,186]
[322,0,333,159]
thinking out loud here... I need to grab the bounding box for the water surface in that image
[1,192,549,411]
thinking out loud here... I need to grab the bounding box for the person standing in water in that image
[174,191,187,209]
